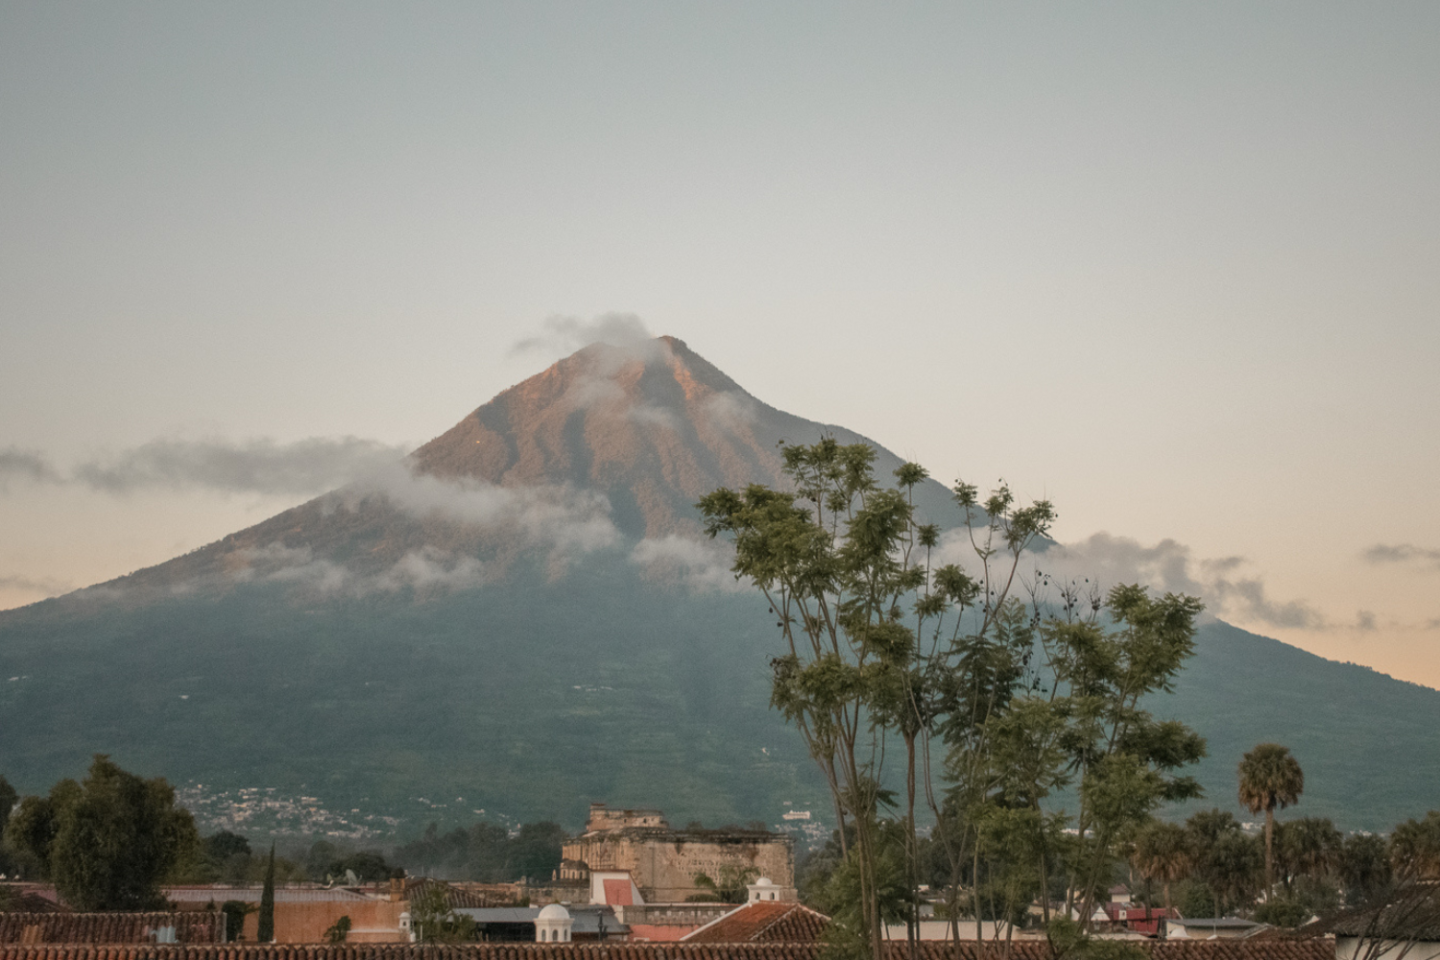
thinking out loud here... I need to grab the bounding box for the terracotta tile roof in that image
[165,888,372,904]
[0,935,1338,960]
[0,895,69,915]
[0,912,223,945]
[404,880,511,910]
[1307,884,1440,942]
[682,902,829,943]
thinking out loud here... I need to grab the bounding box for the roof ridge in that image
[749,903,807,941]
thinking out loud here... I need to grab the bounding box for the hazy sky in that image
[2,4,1437,685]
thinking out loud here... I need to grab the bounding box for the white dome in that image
[754,877,774,886]
[538,904,571,920]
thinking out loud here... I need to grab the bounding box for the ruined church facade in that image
[560,804,794,904]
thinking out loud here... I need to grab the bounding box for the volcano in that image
[1,336,1438,836]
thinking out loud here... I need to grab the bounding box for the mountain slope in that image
[0,336,1435,835]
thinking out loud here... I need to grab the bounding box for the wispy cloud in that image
[964,531,1332,631]
[0,437,408,497]
[347,462,621,559]
[0,448,63,490]
[1363,543,1440,570]
[511,312,662,358]
[703,391,758,433]
[226,542,489,599]
[0,573,74,598]
[631,535,745,593]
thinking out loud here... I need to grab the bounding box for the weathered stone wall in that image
[562,834,793,903]
[585,805,668,833]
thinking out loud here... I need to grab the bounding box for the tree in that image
[1131,821,1192,916]
[1277,817,1341,888]
[0,775,19,875]
[1340,833,1392,907]
[700,439,1055,960]
[701,438,1206,959]
[1185,809,1245,918]
[257,844,276,942]
[691,864,760,903]
[324,915,352,944]
[1390,811,1440,882]
[1238,743,1304,897]
[1207,831,1262,916]
[4,756,197,910]
[409,882,476,943]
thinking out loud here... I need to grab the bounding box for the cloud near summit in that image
[0,437,409,497]
[511,312,669,363]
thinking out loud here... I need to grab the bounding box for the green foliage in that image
[1131,820,1192,912]
[702,438,1207,954]
[1340,832,1392,905]
[221,901,250,942]
[4,755,198,910]
[1173,878,1217,919]
[1390,811,1440,881]
[1046,917,1148,960]
[323,915,352,944]
[692,864,760,903]
[392,819,563,882]
[0,775,16,838]
[1239,742,1305,894]
[1251,897,1313,928]
[409,882,477,944]
[257,844,275,943]
[0,774,20,875]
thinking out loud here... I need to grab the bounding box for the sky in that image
[2,3,1437,686]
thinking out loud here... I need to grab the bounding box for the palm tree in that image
[1278,816,1342,890]
[1132,821,1193,919]
[1238,743,1304,898]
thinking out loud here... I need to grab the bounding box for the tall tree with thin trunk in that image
[258,843,276,943]
[1238,743,1304,898]
[1131,820,1193,920]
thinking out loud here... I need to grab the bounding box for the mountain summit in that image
[416,335,822,538]
[95,336,953,599]
[414,335,958,539]
[1,336,1438,835]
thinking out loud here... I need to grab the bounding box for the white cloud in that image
[936,531,1330,631]
[224,541,487,598]
[0,572,73,598]
[703,391,758,432]
[350,462,621,558]
[0,437,409,497]
[511,312,665,361]
[631,534,745,593]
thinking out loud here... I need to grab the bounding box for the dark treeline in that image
[795,808,1440,931]
[390,821,566,882]
[180,832,401,885]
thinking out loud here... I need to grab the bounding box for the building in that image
[682,900,829,944]
[0,937,1340,960]
[0,913,222,946]
[560,803,794,904]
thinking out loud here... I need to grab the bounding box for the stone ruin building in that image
[557,803,795,905]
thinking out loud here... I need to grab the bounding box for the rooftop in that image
[682,902,828,944]
[0,939,1338,960]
